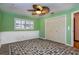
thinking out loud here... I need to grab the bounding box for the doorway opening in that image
[73,12,79,49]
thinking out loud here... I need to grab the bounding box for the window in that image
[14,18,34,30]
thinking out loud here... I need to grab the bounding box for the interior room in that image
[0,3,79,55]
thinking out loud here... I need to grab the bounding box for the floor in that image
[74,40,79,49]
[0,38,79,55]
[0,44,9,55]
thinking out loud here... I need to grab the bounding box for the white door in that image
[45,15,66,44]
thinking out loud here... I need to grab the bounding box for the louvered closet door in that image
[45,16,66,44]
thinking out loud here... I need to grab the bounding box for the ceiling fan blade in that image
[33,4,43,10]
[27,9,36,11]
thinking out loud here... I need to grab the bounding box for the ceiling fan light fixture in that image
[32,10,41,15]
[36,10,41,14]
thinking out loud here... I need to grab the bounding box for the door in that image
[45,16,66,44]
[74,13,79,48]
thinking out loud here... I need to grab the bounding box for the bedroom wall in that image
[0,11,2,31]
[0,11,2,46]
[0,11,41,44]
[40,4,79,46]
[0,11,40,31]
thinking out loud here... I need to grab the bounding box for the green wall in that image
[0,11,40,32]
[39,19,45,38]
[0,11,2,31]
[40,4,79,45]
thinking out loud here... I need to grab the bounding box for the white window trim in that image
[14,18,34,30]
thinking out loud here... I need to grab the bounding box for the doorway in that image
[74,12,79,49]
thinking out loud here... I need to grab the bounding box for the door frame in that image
[71,10,79,47]
[45,15,67,45]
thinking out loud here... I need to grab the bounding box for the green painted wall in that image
[0,11,2,31]
[39,19,45,38]
[40,4,79,45]
[0,11,40,32]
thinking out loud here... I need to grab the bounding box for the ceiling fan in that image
[27,4,51,15]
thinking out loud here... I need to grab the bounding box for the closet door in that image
[45,16,66,44]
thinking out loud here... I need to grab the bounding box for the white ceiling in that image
[0,3,76,16]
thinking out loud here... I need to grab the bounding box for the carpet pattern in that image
[8,39,79,55]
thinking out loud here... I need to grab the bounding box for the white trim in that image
[66,43,72,47]
[65,15,67,45]
[0,31,39,44]
[71,10,79,47]
[45,15,67,45]
[14,18,34,30]
[0,33,1,48]
[40,37,47,39]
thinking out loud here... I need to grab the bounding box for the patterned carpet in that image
[7,39,79,55]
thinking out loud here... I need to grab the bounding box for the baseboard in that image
[0,44,1,48]
[39,37,47,40]
[66,43,73,47]
[40,37,73,47]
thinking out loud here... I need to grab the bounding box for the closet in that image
[45,15,66,44]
